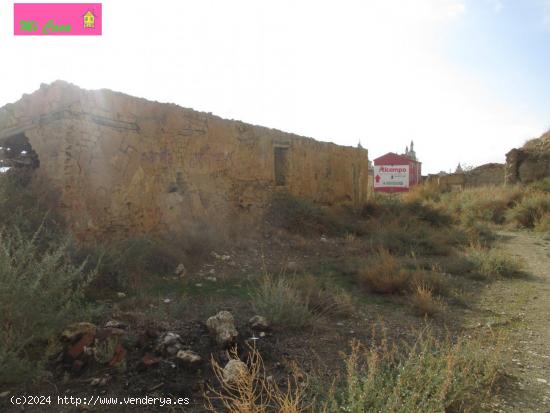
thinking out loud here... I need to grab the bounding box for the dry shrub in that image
[293,274,356,318]
[409,283,445,317]
[319,328,504,413]
[535,212,550,232]
[0,229,97,384]
[408,268,451,297]
[329,288,357,317]
[466,243,524,279]
[344,232,357,244]
[403,180,442,203]
[0,169,65,248]
[205,345,309,413]
[267,192,352,236]
[357,249,410,294]
[251,275,314,328]
[505,191,550,229]
[530,177,550,193]
[442,186,524,226]
[251,274,356,325]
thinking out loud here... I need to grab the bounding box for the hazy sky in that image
[1,0,549,173]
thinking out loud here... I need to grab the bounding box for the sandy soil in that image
[477,231,550,413]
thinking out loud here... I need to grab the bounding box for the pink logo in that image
[14,3,102,36]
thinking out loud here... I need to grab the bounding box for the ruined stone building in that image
[506,130,550,184]
[0,81,369,239]
[426,163,505,191]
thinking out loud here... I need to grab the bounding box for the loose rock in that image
[156,332,184,356]
[223,359,247,384]
[104,320,126,329]
[176,350,202,367]
[206,311,239,347]
[249,315,269,331]
[61,322,97,342]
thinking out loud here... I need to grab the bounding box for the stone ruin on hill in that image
[0,81,369,240]
[506,130,550,184]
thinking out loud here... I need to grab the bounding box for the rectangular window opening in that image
[274,147,289,186]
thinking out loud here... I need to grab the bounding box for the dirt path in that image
[480,231,550,412]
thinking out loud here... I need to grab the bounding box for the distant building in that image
[372,140,422,193]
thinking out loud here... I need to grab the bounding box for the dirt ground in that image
[1,229,549,412]
[469,231,550,413]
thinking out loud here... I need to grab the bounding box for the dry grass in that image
[293,274,357,318]
[250,275,314,329]
[205,345,309,413]
[408,283,445,317]
[251,274,357,326]
[403,180,442,203]
[506,191,550,229]
[319,328,505,413]
[466,243,524,279]
[357,249,410,294]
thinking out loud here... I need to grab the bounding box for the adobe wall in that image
[0,81,369,240]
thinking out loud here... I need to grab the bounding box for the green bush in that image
[320,329,503,413]
[0,230,97,385]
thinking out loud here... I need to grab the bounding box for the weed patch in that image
[0,230,97,385]
[319,329,504,413]
[250,275,314,329]
[467,244,524,279]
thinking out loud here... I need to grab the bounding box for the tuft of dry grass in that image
[292,274,356,318]
[408,283,445,317]
[357,249,410,294]
[506,191,550,229]
[250,275,314,328]
[205,345,309,413]
[466,243,524,279]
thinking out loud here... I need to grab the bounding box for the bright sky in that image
[1,0,549,174]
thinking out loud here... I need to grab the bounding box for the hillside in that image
[523,130,550,154]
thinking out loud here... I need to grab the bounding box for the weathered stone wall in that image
[464,163,504,187]
[436,173,465,191]
[505,131,550,184]
[430,163,504,191]
[0,81,369,239]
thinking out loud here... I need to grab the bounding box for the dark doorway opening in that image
[274,147,289,186]
[0,133,40,172]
